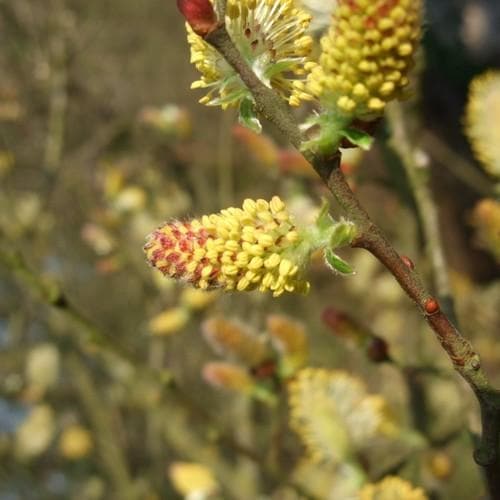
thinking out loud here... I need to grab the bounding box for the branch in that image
[66,353,136,499]
[43,0,69,173]
[421,130,494,198]
[0,247,137,362]
[386,103,457,324]
[203,22,500,499]
[217,109,235,206]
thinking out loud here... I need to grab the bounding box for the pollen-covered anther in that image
[302,0,423,119]
[186,0,313,109]
[359,476,428,500]
[144,197,310,297]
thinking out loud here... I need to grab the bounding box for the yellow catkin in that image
[148,307,190,336]
[187,0,313,108]
[359,476,428,500]
[288,368,395,462]
[202,316,271,366]
[202,362,254,392]
[59,425,93,460]
[465,71,500,178]
[303,0,423,119]
[144,197,310,297]
[169,462,219,497]
[266,314,307,355]
[470,198,500,262]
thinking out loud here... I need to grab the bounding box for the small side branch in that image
[0,248,136,362]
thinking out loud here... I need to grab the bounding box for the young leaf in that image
[341,127,374,151]
[315,199,334,232]
[239,98,262,134]
[329,219,357,248]
[324,249,355,275]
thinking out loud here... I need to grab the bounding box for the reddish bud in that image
[366,336,390,363]
[401,255,415,270]
[250,360,278,380]
[424,298,440,315]
[321,307,349,331]
[177,0,218,37]
[470,356,481,371]
[323,307,390,363]
[340,162,354,175]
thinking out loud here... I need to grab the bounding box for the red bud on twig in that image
[177,0,218,37]
[424,298,440,315]
[401,255,415,270]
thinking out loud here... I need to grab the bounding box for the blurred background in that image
[0,0,499,499]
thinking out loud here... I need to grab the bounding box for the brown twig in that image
[204,22,500,499]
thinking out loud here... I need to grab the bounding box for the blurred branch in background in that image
[421,131,495,198]
[387,103,457,324]
[43,0,69,173]
[216,109,235,207]
[0,247,136,362]
[66,352,135,500]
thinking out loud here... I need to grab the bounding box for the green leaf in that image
[315,198,333,232]
[264,58,298,79]
[300,112,346,156]
[324,249,355,276]
[238,98,262,134]
[341,127,374,151]
[329,219,357,248]
[252,383,278,406]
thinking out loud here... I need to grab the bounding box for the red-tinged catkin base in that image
[144,197,310,297]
